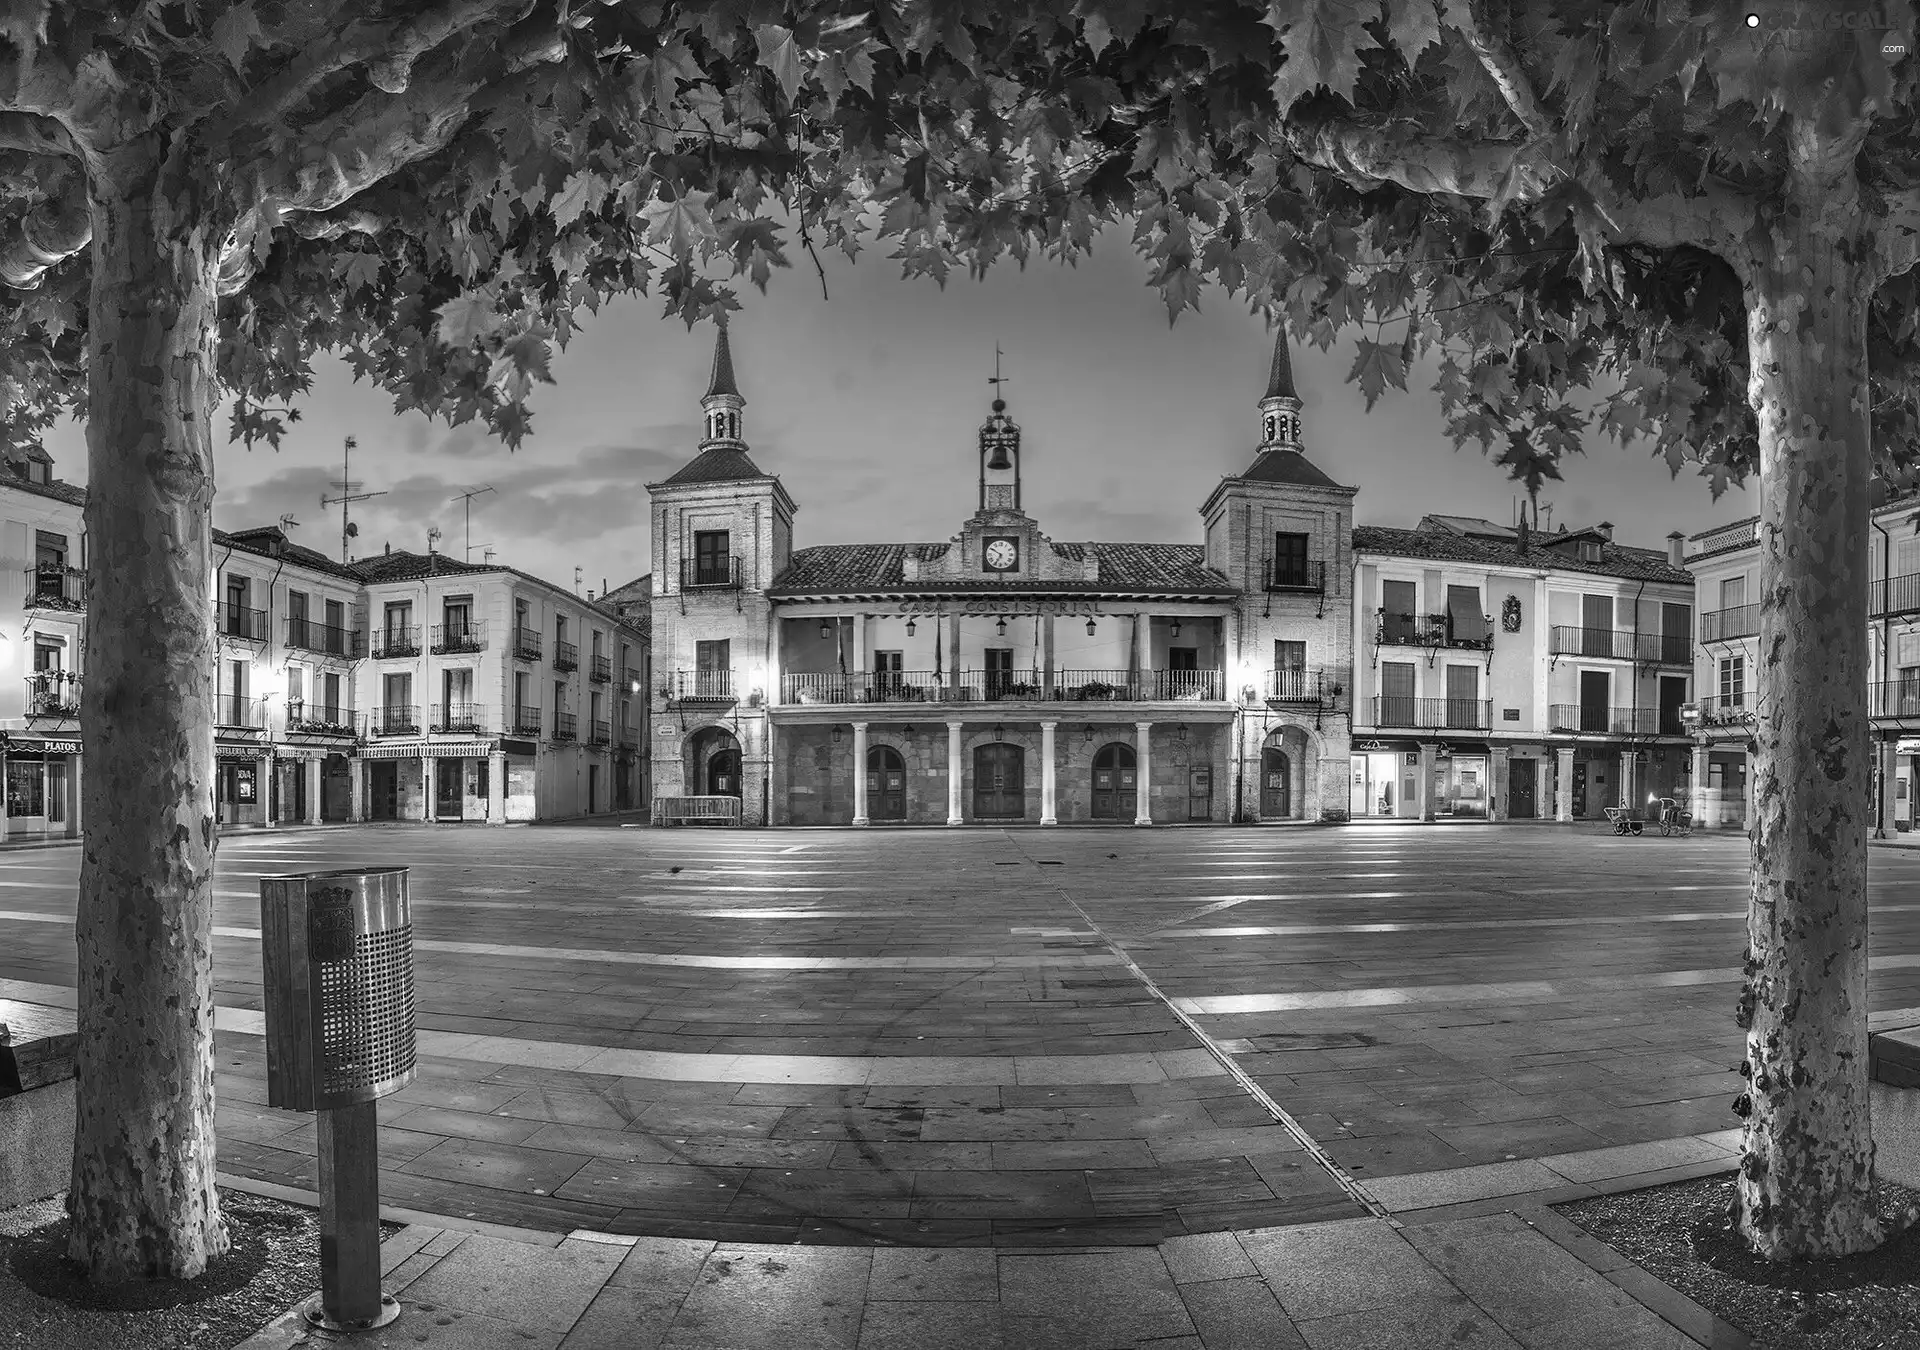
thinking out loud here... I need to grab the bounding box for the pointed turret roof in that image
[1262,327,1297,402]
[704,320,741,399]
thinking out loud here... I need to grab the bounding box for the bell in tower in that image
[1257,326,1304,454]
[978,397,1022,512]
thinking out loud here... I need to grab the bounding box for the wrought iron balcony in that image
[1547,627,1688,664]
[1263,558,1326,593]
[24,671,79,719]
[513,626,543,661]
[553,639,578,672]
[617,665,643,694]
[1691,695,1754,728]
[966,668,1045,702]
[1368,696,1492,730]
[553,711,579,741]
[367,705,420,736]
[431,620,487,655]
[284,701,358,736]
[784,671,931,704]
[1050,669,1138,701]
[370,626,421,659]
[1375,610,1494,650]
[509,704,543,737]
[590,718,612,746]
[1700,604,1758,642]
[286,618,365,659]
[218,600,269,641]
[216,692,269,730]
[1547,704,1676,735]
[669,669,735,703]
[1871,681,1920,720]
[21,565,83,612]
[616,722,640,747]
[431,702,487,735]
[1872,573,1920,619]
[1151,669,1226,701]
[680,555,742,590]
[589,654,613,683]
[1266,667,1345,707]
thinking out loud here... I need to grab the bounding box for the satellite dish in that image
[345,522,359,538]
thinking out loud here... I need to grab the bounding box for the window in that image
[553,680,566,714]
[591,691,603,725]
[35,530,66,569]
[1720,576,1747,611]
[516,598,531,635]
[1446,586,1489,645]
[555,614,568,644]
[1719,654,1746,707]
[1274,640,1307,698]
[1381,579,1417,643]
[1900,665,1920,716]
[33,640,60,673]
[225,575,251,636]
[693,530,731,585]
[591,631,603,660]
[1444,665,1480,728]
[695,639,730,671]
[8,759,44,817]
[444,596,472,639]
[1380,661,1415,725]
[287,666,305,717]
[1581,593,1613,656]
[1272,532,1310,587]
[383,601,411,637]
[226,659,249,725]
[620,643,632,682]
[322,672,342,722]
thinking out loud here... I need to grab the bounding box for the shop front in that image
[1348,738,1420,818]
[215,743,269,826]
[1436,743,1490,818]
[359,739,503,822]
[3,734,80,840]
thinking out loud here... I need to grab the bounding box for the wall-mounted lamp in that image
[1086,618,1097,636]
[1176,723,1189,743]
[1170,619,1182,638]
[993,723,1004,742]
[820,620,832,640]
[996,617,1007,636]
[831,725,843,744]
[1084,725,1095,744]
[905,618,916,637]
[903,724,914,736]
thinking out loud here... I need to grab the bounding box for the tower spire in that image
[699,319,746,448]
[1258,326,1303,452]
[979,346,1022,512]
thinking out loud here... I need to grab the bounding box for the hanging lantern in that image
[903,724,914,736]
[820,619,832,640]
[905,618,917,637]
[1170,618,1182,638]
[996,617,1007,636]
[993,723,1004,742]
[831,725,843,744]
[1176,723,1189,743]
[1086,618,1097,636]
[1084,725,1095,744]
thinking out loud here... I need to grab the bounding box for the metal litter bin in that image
[260,867,415,1332]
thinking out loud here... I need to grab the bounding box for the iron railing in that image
[216,692,269,729]
[218,600,269,641]
[509,704,543,737]
[1692,695,1753,727]
[1263,558,1326,593]
[590,654,612,683]
[367,705,420,736]
[24,671,79,719]
[1266,667,1345,706]
[1547,704,1679,735]
[284,701,358,736]
[431,620,486,655]
[553,711,579,741]
[513,625,543,660]
[1871,681,1920,719]
[21,565,83,611]
[617,665,642,693]
[1369,696,1492,730]
[1700,604,1758,642]
[1051,669,1138,701]
[590,718,611,746]
[553,639,578,672]
[431,702,486,734]
[370,625,421,659]
[1375,610,1494,650]
[1872,574,1920,618]
[669,669,735,701]
[681,555,742,590]
[1152,669,1226,701]
[287,618,365,658]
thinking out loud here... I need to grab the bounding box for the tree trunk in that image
[1735,135,1883,1259]
[66,137,230,1281]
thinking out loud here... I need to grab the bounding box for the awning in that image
[1447,589,1490,644]
[5,735,80,755]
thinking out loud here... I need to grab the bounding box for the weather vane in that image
[988,344,1009,404]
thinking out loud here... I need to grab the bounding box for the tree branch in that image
[1874,187,1920,284]
[0,112,77,158]
[1284,113,1559,201]
[1447,0,1555,141]
[0,185,91,289]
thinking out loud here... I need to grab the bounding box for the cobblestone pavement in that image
[5,822,1919,1250]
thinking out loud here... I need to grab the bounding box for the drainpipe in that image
[1873,514,1892,838]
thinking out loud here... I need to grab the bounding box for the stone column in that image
[64,752,80,838]
[421,754,436,821]
[306,758,322,825]
[1131,614,1146,695]
[852,721,870,826]
[946,721,964,824]
[350,757,366,822]
[854,613,869,681]
[1877,737,1899,838]
[260,752,276,827]
[1489,746,1509,822]
[488,750,507,824]
[1555,746,1575,822]
[1134,721,1153,825]
[1691,742,1712,830]
[765,721,779,826]
[1417,743,1437,821]
[1040,721,1058,825]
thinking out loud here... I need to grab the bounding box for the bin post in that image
[316,1099,387,1329]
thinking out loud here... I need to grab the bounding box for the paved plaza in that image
[8,822,1920,1254]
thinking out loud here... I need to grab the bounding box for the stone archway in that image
[1260,725,1316,821]
[688,726,743,798]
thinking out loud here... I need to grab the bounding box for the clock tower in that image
[978,396,1022,513]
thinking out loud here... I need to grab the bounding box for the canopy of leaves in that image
[0,0,1915,499]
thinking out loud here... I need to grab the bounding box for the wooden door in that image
[972,742,1025,819]
[1508,758,1537,818]
[435,759,464,818]
[1188,766,1212,821]
[1090,743,1136,820]
[369,762,398,820]
[1261,747,1291,818]
[867,745,907,821]
[707,747,742,797]
[1579,669,1610,733]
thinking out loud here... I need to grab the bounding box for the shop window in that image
[7,759,44,817]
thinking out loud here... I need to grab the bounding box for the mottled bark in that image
[1735,130,1883,1259]
[66,135,229,1281]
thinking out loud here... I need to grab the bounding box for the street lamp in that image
[993,723,1004,742]
[905,618,916,637]
[1086,618,1096,636]
[831,725,842,744]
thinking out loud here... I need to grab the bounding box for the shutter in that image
[1447,586,1488,642]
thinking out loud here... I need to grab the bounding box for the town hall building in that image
[640,326,1356,826]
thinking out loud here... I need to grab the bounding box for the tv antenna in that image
[278,513,298,534]
[450,485,496,561]
[319,436,386,562]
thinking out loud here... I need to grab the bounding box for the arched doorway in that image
[1091,743,1137,820]
[1261,746,1291,818]
[973,742,1024,820]
[867,745,907,821]
[689,727,743,798]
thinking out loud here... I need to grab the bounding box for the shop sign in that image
[215,745,265,761]
[8,738,80,755]
[1355,739,1388,751]
[1899,739,1920,756]
[899,598,1107,618]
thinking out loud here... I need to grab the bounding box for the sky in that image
[41,228,1755,594]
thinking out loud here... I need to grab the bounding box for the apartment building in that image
[0,448,85,841]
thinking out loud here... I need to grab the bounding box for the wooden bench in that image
[0,998,77,1206]
[652,796,743,827]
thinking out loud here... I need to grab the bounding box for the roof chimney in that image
[1594,521,1613,542]
[1667,530,1686,567]
[384,541,391,555]
[1516,514,1530,557]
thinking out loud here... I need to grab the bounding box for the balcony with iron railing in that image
[284,700,358,737]
[1374,610,1494,650]
[1266,667,1346,706]
[681,556,743,590]
[1872,573,1920,619]
[1263,558,1326,593]
[215,692,269,730]
[1051,669,1138,701]
[21,565,83,612]
[431,620,487,655]
[1548,704,1682,735]
[616,722,640,747]
[1368,696,1492,730]
[590,654,613,683]
[617,666,643,693]
[367,705,420,737]
[669,669,736,702]
[430,702,487,735]
[590,718,612,746]
[513,626,543,661]
[286,618,365,659]
[553,639,578,672]
[1700,604,1758,642]
[509,704,543,737]
[774,667,1228,705]
[218,600,269,642]
[1872,681,1920,720]
[24,671,79,720]
[1691,694,1754,727]
[553,711,579,742]
[370,625,422,659]
[1548,627,1691,664]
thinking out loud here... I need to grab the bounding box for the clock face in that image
[984,538,1018,572]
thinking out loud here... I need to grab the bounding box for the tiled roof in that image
[658,446,771,487]
[345,549,497,585]
[1263,330,1297,401]
[0,470,86,508]
[597,573,653,640]
[768,542,1234,594]
[1233,449,1348,490]
[705,323,741,399]
[217,527,362,580]
[1353,524,1692,584]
